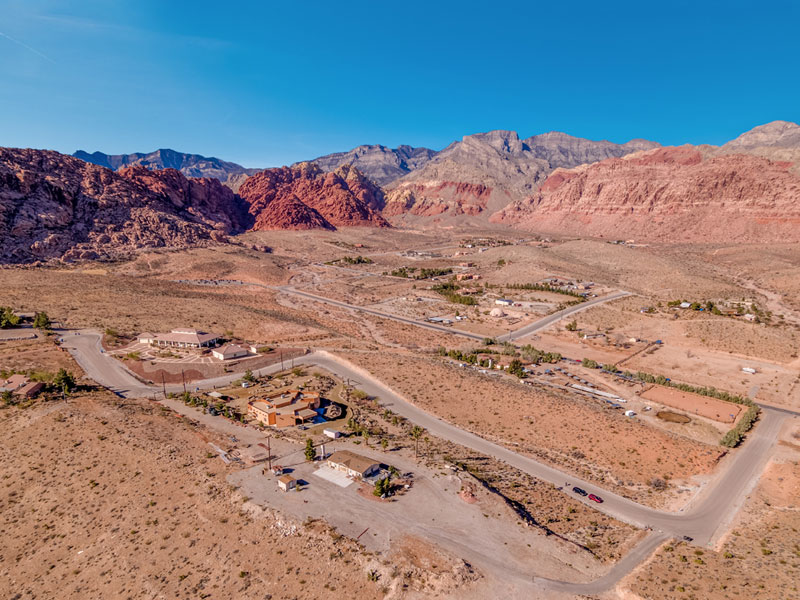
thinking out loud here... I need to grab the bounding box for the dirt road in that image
[60,330,789,594]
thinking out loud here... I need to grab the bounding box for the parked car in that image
[588,493,603,503]
[572,486,588,496]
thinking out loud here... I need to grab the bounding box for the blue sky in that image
[1,0,798,167]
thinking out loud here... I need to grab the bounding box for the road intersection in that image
[59,325,788,594]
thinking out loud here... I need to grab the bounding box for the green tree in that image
[1,390,14,405]
[361,429,371,447]
[243,369,255,383]
[33,311,51,330]
[53,368,76,393]
[304,438,316,462]
[581,358,598,369]
[602,363,618,373]
[508,359,526,378]
[373,474,391,497]
[410,425,425,459]
[0,307,20,329]
[565,320,578,332]
[380,438,389,450]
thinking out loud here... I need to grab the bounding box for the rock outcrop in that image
[492,146,800,243]
[384,130,660,218]
[0,148,249,263]
[73,148,259,188]
[239,163,389,230]
[306,144,436,186]
[712,120,800,174]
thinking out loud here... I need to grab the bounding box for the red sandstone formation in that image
[492,146,800,243]
[238,163,389,230]
[0,148,248,263]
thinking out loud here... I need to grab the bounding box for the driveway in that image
[313,465,354,487]
[60,329,789,594]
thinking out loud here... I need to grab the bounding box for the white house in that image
[495,299,514,306]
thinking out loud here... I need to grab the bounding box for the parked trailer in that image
[569,383,624,401]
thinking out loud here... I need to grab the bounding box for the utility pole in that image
[280,350,284,371]
[161,373,166,399]
[182,370,186,395]
[267,436,272,472]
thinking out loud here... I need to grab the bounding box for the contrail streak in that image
[0,30,56,64]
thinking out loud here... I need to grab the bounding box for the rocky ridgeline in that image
[0,150,389,263]
[238,162,389,231]
[0,148,251,263]
[491,146,800,243]
[382,130,661,218]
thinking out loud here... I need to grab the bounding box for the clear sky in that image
[1,0,798,167]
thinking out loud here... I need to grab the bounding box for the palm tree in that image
[361,429,371,447]
[410,425,424,459]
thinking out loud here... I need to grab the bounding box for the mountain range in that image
[73,148,259,190]
[1,120,798,262]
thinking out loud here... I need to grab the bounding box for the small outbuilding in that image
[277,475,296,492]
[212,344,249,361]
[14,381,44,399]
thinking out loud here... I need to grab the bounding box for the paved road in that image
[535,531,671,594]
[279,285,630,345]
[277,286,487,341]
[496,291,631,342]
[60,332,787,593]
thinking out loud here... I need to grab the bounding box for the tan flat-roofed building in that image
[0,373,29,392]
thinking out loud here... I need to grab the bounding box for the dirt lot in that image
[0,391,393,600]
[640,385,743,425]
[0,334,79,376]
[314,385,641,565]
[627,417,800,600]
[338,350,724,506]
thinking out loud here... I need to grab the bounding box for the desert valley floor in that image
[2,227,799,599]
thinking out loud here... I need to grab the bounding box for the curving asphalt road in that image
[496,291,631,342]
[59,331,787,594]
[279,285,630,344]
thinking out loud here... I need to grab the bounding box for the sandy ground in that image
[229,440,605,589]
[6,231,800,598]
[640,385,743,424]
[624,415,800,600]
[339,350,724,506]
[0,392,391,600]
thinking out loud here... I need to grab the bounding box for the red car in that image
[588,493,603,503]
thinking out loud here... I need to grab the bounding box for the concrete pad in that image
[313,465,353,488]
